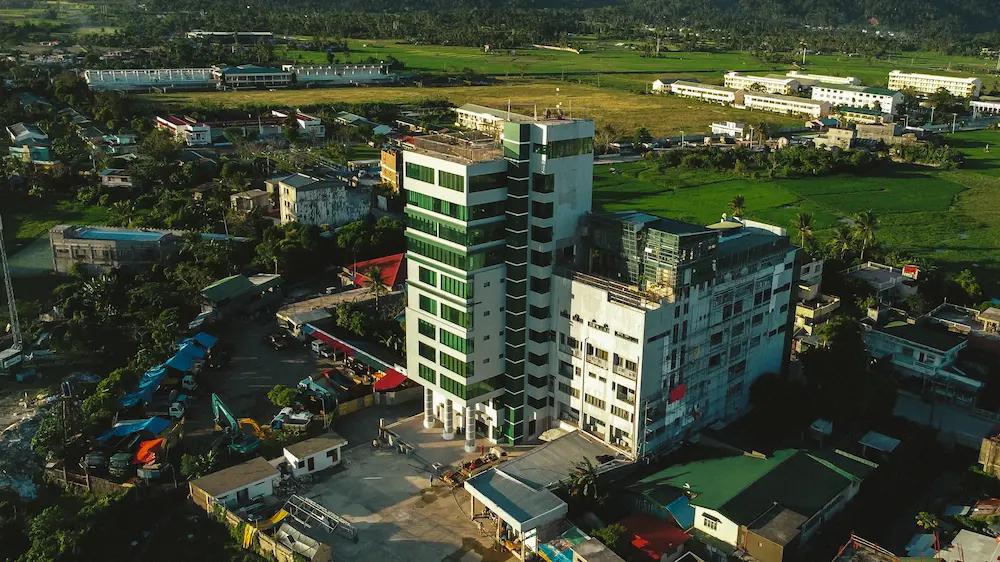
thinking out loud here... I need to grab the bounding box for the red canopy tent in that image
[620,513,691,560]
[373,368,407,391]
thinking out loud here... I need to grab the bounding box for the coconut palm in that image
[853,210,879,262]
[567,458,605,504]
[362,265,389,311]
[829,224,854,260]
[730,194,746,217]
[794,212,814,249]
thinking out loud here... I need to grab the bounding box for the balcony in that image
[613,364,638,381]
[586,355,608,369]
[559,344,582,358]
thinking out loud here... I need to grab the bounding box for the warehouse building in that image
[284,63,396,87]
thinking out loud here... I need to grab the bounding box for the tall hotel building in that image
[404,110,797,459]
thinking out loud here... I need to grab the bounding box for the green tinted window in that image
[439,374,467,399]
[418,319,436,338]
[533,137,594,158]
[419,294,437,314]
[418,342,436,361]
[439,351,473,377]
[470,171,506,192]
[418,364,436,384]
[405,162,435,183]
[441,303,471,328]
[438,170,465,192]
[418,266,437,286]
[440,275,471,298]
[439,328,473,353]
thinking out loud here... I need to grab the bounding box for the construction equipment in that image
[0,215,23,371]
[211,393,260,454]
[238,417,270,439]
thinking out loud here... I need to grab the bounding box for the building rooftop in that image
[407,131,503,164]
[465,468,566,526]
[190,456,279,497]
[839,106,885,116]
[672,80,739,92]
[872,320,966,353]
[603,211,714,236]
[500,429,623,490]
[938,530,1000,561]
[201,273,281,303]
[217,64,286,75]
[346,253,406,288]
[744,91,828,106]
[74,227,168,242]
[456,103,533,123]
[630,449,873,527]
[283,433,348,460]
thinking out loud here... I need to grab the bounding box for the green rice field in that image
[593,129,1000,290]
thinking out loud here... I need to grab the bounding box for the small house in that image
[282,433,348,477]
[189,456,280,510]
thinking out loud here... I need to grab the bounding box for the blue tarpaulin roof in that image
[164,352,196,372]
[120,365,168,407]
[176,341,206,360]
[192,332,218,349]
[96,416,171,443]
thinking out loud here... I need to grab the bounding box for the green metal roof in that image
[629,449,796,510]
[838,106,883,116]
[219,64,285,75]
[863,86,899,96]
[201,274,255,303]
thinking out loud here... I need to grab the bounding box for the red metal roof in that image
[348,253,406,288]
[373,368,407,391]
[620,514,691,560]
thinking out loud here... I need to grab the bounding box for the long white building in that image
[811,84,904,115]
[84,68,215,91]
[786,71,860,86]
[971,98,1000,117]
[724,72,799,95]
[403,108,798,459]
[744,92,830,118]
[887,70,982,98]
[669,81,745,105]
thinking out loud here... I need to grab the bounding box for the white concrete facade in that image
[670,81,744,105]
[786,71,860,86]
[744,92,831,118]
[972,99,1000,117]
[811,84,904,114]
[724,72,799,95]
[887,70,982,98]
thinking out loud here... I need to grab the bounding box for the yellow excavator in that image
[239,417,270,439]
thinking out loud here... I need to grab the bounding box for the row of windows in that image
[406,234,503,271]
[406,191,505,221]
[533,137,594,159]
[405,162,435,183]
[438,170,464,192]
[406,210,505,247]
[440,328,473,353]
[417,291,472,328]
[439,373,500,400]
[418,363,436,384]
[419,294,437,314]
[416,264,472,299]
[584,393,606,409]
[439,350,474,377]
[418,319,436,338]
[610,405,633,422]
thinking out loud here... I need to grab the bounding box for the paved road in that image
[893,390,997,448]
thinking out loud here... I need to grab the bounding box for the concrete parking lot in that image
[304,416,513,562]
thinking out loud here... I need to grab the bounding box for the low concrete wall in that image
[337,393,375,415]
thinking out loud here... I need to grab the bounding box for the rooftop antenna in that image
[0,215,22,361]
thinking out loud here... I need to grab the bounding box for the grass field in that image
[277,40,1000,92]
[3,200,108,249]
[141,80,800,136]
[593,129,1000,291]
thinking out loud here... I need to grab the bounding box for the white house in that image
[188,456,281,510]
[282,433,348,477]
[155,115,212,147]
[710,121,747,139]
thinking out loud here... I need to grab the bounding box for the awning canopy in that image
[310,330,356,357]
[465,469,567,533]
[373,368,407,391]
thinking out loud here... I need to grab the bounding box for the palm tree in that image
[829,224,854,260]
[730,194,746,217]
[915,512,940,551]
[853,210,879,262]
[794,212,814,249]
[362,265,389,311]
[567,458,605,504]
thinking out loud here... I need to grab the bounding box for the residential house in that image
[98,168,136,189]
[188,456,280,510]
[273,173,371,227]
[6,122,52,163]
[230,189,271,213]
[271,110,325,139]
[155,115,212,146]
[200,273,282,317]
[710,122,748,140]
[862,307,975,404]
[651,77,680,93]
[628,449,875,562]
